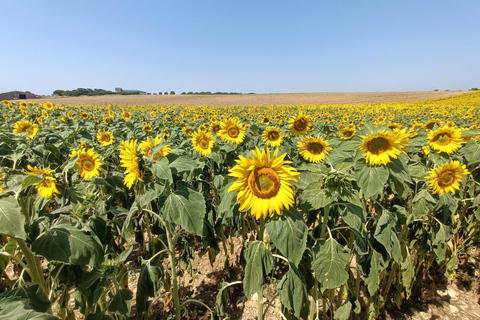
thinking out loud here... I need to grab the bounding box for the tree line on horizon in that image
[52,88,256,96]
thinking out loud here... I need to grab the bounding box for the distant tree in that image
[170,91,175,95]
[181,92,186,95]
[164,92,168,95]
[147,92,151,95]
[158,92,162,95]
[53,90,65,96]
[187,91,193,95]
[433,89,439,91]
[153,93,157,95]
[470,87,479,91]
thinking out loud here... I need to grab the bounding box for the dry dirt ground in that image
[27,91,465,106]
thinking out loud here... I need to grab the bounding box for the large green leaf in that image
[265,208,307,266]
[312,238,351,292]
[32,216,104,267]
[462,140,480,166]
[277,262,311,319]
[136,256,163,318]
[0,285,58,320]
[412,189,436,219]
[162,182,205,236]
[360,250,386,296]
[401,254,415,299]
[0,196,26,239]
[355,161,389,199]
[301,181,334,209]
[374,210,402,262]
[151,157,173,183]
[108,289,132,317]
[243,241,273,298]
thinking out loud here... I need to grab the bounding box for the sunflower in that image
[210,121,222,134]
[288,112,312,136]
[192,131,215,156]
[25,165,60,198]
[12,120,38,139]
[392,128,413,152]
[76,148,103,180]
[119,140,143,189]
[141,123,152,132]
[424,119,442,131]
[427,125,463,154]
[426,160,469,195]
[182,126,194,137]
[122,111,132,120]
[339,127,356,140]
[218,117,246,144]
[0,172,5,193]
[298,136,333,163]
[228,148,299,219]
[139,135,171,163]
[262,126,283,147]
[359,130,403,166]
[97,129,115,146]
[161,128,170,137]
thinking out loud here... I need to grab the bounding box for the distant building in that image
[115,87,146,95]
[0,91,39,100]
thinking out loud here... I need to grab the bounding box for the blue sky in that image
[1,0,479,95]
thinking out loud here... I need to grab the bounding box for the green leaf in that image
[374,210,402,262]
[0,285,57,320]
[168,155,202,174]
[360,250,386,295]
[355,161,389,199]
[301,181,334,209]
[265,208,307,266]
[412,189,436,219]
[162,182,206,236]
[0,239,17,274]
[32,216,104,267]
[445,253,459,280]
[136,182,165,207]
[85,312,112,320]
[277,262,311,319]
[115,246,133,264]
[462,140,480,166]
[401,254,415,299]
[243,241,273,298]
[108,289,132,317]
[312,238,350,292]
[21,175,43,191]
[136,256,163,318]
[334,301,352,320]
[431,222,452,263]
[151,157,173,183]
[0,196,26,239]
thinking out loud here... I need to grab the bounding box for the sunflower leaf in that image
[462,140,480,166]
[312,238,350,292]
[355,160,389,199]
[0,196,26,239]
[243,241,273,298]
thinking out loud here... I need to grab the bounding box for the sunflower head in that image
[426,160,469,195]
[182,126,194,137]
[13,120,38,139]
[119,140,143,189]
[288,112,312,136]
[427,125,463,154]
[77,148,103,180]
[142,123,153,132]
[339,127,356,140]
[139,135,171,163]
[219,117,246,144]
[97,130,115,146]
[0,172,5,193]
[359,130,402,166]
[228,148,299,219]
[298,136,333,163]
[192,131,215,156]
[25,165,60,198]
[262,126,283,147]
[122,111,132,120]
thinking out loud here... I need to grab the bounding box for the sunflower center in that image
[433,133,451,145]
[248,167,281,199]
[294,119,307,131]
[267,130,279,141]
[103,134,111,142]
[367,137,390,154]
[342,130,354,138]
[308,142,324,154]
[200,138,209,149]
[439,171,455,186]
[227,126,239,138]
[81,158,94,171]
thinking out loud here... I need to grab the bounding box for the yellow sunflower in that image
[339,127,356,140]
[218,117,246,144]
[359,130,403,166]
[122,111,132,120]
[228,148,299,220]
[139,135,171,163]
[97,130,115,146]
[209,121,222,134]
[119,140,143,189]
[288,112,312,136]
[192,131,215,156]
[298,136,333,163]
[182,126,194,137]
[25,165,60,198]
[12,120,38,139]
[426,160,469,195]
[0,172,5,192]
[262,126,283,147]
[142,123,152,132]
[427,125,463,154]
[161,128,170,137]
[77,148,103,180]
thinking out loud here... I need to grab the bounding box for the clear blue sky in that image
[1,0,479,95]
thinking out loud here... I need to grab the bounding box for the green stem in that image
[16,238,47,293]
[320,205,330,241]
[165,221,181,320]
[257,217,265,320]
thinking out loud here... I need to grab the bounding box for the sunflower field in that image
[1,92,480,320]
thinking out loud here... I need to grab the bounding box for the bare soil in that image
[26,91,465,106]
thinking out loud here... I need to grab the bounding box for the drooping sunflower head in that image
[298,136,333,163]
[228,148,299,220]
[219,117,246,144]
[425,160,470,195]
[424,119,443,131]
[182,126,194,137]
[25,165,60,198]
[262,126,283,147]
[119,140,143,189]
[77,148,103,180]
[12,120,38,139]
[97,129,115,146]
[41,110,49,119]
[192,131,215,157]
[359,130,402,166]
[288,112,312,136]
[427,125,463,154]
[339,127,356,140]
[139,135,171,162]
[142,123,152,132]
